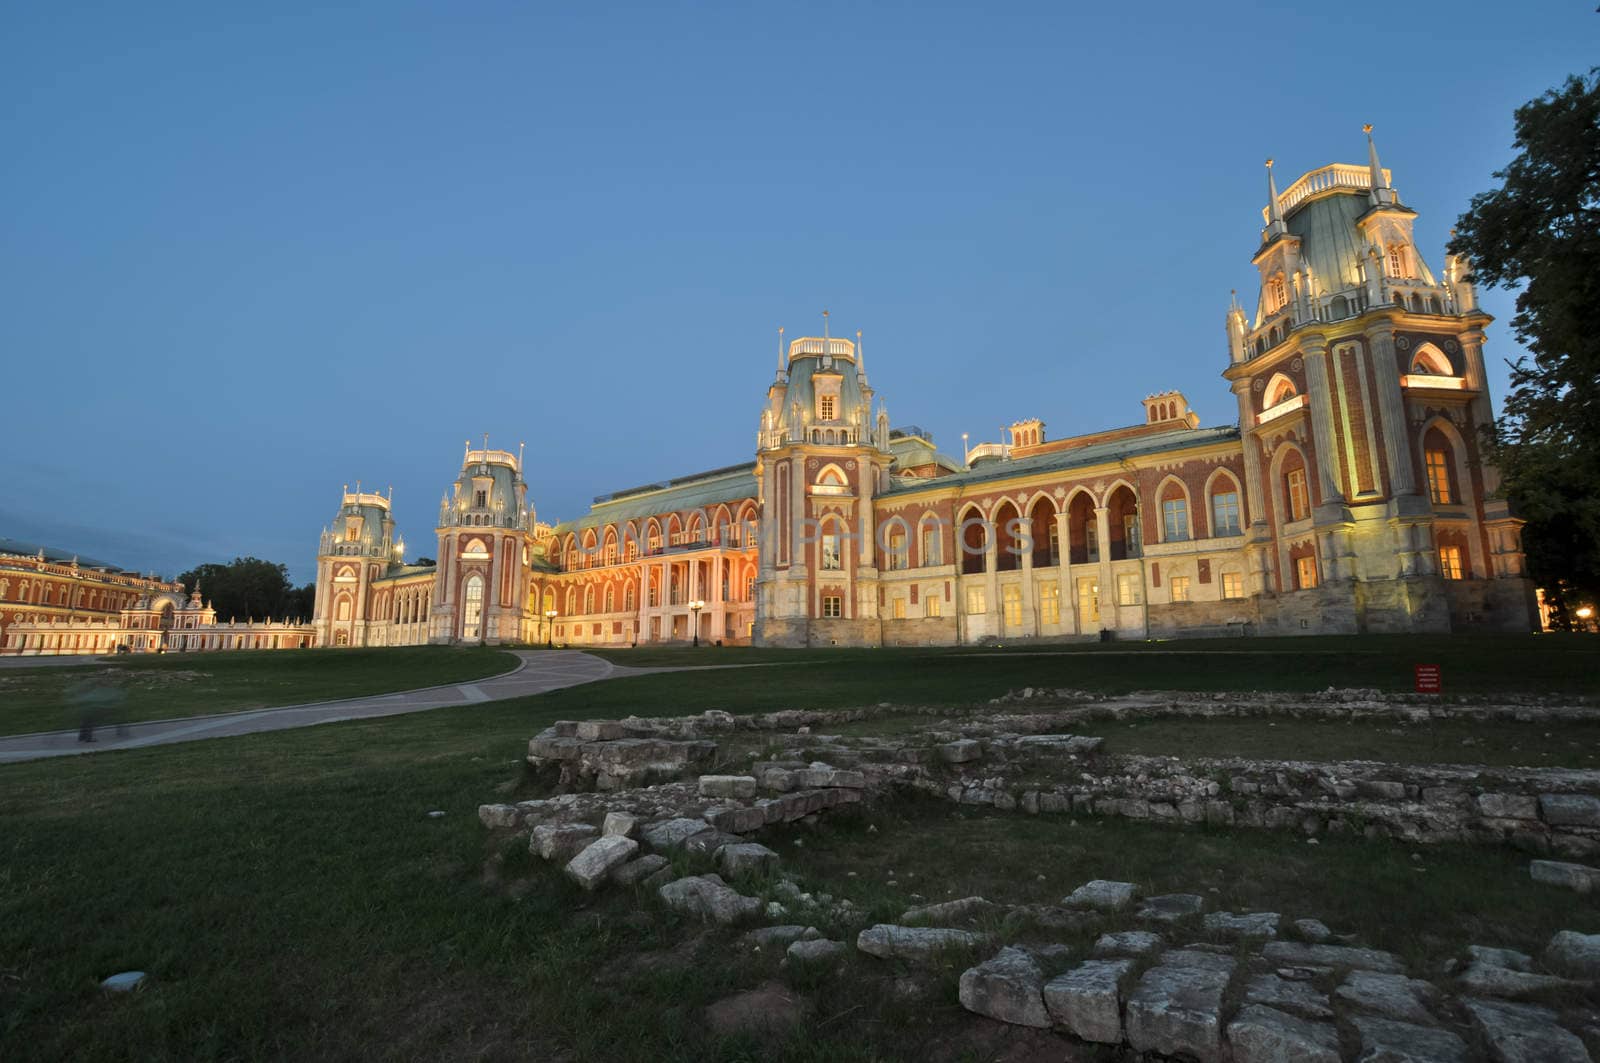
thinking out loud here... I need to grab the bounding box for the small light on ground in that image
[101,971,147,992]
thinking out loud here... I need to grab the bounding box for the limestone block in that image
[855,925,988,962]
[1460,997,1591,1063]
[1351,1015,1468,1063]
[683,829,742,856]
[1136,893,1205,923]
[1091,930,1164,959]
[1243,973,1333,1020]
[793,766,866,789]
[742,925,820,948]
[703,805,765,834]
[1042,958,1135,1043]
[640,817,717,852]
[564,835,637,891]
[900,896,996,925]
[1543,931,1600,980]
[1063,879,1138,912]
[698,775,758,799]
[718,842,779,878]
[1530,859,1600,894]
[610,854,669,886]
[1203,910,1281,939]
[1293,918,1334,943]
[1477,793,1539,820]
[1261,941,1405,973]
[601,811,639,838]
[657,874,762,924]
[786,938,848,965]
[939,739,983,764]
[528,735,582,761]
[957,946,1050,1028]
[1539,794,1600,828]
[1458,960,1585,999]
[1226,1004,1340,1063]
[1335,971,1440,1026]
[478,803,519,829]
[575,720,627,741]
[530,823,598,862]
[1124,955,1234,1063]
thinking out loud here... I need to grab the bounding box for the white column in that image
[1095,505,1114,629]
[1366,322,1418,496]
[1301,337,1346,505]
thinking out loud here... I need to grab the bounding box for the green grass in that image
[3,670,1598,1061]
[0,647,516,737]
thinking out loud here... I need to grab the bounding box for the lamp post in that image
[689,599,705,647]
[544,608,558,647]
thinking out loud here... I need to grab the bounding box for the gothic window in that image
[1285,468,1309,522]
[1426,448,1453,504]
[920,521,942,567]
[624,584,636,611]
[462,575,484,639]
[584,587,595,614]
[474,489,487,507]
[1295,554,1319,590]
[886,525,907,571]
[1269,275,1287,313]
[1211,490,1242,537]
[1002,585,1022,626]
[1388,245,1405,278]
[821,533,841,570]
[1038,580,1060,624]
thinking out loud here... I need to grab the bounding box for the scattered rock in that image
[1136,893,1206,923]
[1538,794,1600,828]
[1243,973,1333,1021]
[1335,971,1441,1026]
[601,811,639,838]
[530,823,598,862]
[1124,953,1235,1063]
[1530,860,1600,894]
[1461,996,1592,1063]
[1544,931,1600,980]
[1092,930,1164,959]
[958,946,1051,1028]
[743,925,821,948]
[786,938,848,965]
[698,774,758,799]
[856,924,988,962]
[1203,910,1281,939]
[1261,941,1406,973]
[610,853,669,887]
[684,829,743,856]
[718,842,779,878]
[900,896,996,925]
[640,817,717,852]
[940,739,983,764]
[1466,945,1533,972]
[100,971,147,992]
[564,835,638,891]
[658,874,762,924]
[1294,918,1334,943]
[1226,1003,1340,1063]
[1062,880,1138,912]
[1042,958,1135,1043]
[1458,960,1585,999]
[1351,1015,1468,1063]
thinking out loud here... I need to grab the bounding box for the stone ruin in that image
[478,692,1600,1060]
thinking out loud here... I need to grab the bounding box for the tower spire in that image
[822,309,829,342]
[776,326,786,379]
[856,329,866,382]
[1364,124,1397,206]
[1264,158,1287,239]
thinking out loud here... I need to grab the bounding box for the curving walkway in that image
[0,650,666,764]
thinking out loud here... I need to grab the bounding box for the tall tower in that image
[313,486,399,647]
[431,441,538,644]
[754,321,896,646]
[1222,130,1532,632]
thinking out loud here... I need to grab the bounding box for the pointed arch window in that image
[1388,245,1405,278]
[462,575,484,640]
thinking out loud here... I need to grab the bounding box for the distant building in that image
[316,134,1536,648]
[0,540,314,656]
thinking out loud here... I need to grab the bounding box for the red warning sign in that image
[1414,664,1442,694]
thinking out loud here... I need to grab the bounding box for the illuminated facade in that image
[315,135,1536,649]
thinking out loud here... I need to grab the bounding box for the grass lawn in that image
[0,647,516,737]
[3,657,1598,1062]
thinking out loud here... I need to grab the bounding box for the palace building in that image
[313,134,1537,650]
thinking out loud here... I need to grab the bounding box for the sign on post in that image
[1414,664,1441,694]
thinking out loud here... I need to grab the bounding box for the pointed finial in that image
[1264,158,1284,229]
[777,326,786,375]
[856,329,866,377]
[464,439,471,461]
[822,309,829,341]
[1364,123,1385,187]
[518,441,526,471]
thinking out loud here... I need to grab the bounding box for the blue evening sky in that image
[3,3,1595,583]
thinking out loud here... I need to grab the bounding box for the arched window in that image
[583,586,595,614]
[1269,275,1287,313]
[565,587,576,616]
[1423,427,1456,504]
[1208,472,1243,537]
[604,586,615,612]
[461,575,484,640]
[1264,373,1298,409]
[1329,295,1350,319]
[919,515,943,567]
[1410,344,1453,376]
[885,520,908,571]
[624,583,636,611]
[1159,480,1190,542]
[1388,245,1405,277]
[1282,450,1310,522]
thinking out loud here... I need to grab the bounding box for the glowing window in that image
[1388,245,1404,277]
[822,595,842,618]
[921,524,942,567]
[1002,585,1022,626]
[1295,555,1318,590]
[925,591,943,618]
[462,575,484,639]
[965,587,986,615]
[474,490,486,508]
[1170,576,1191,603]
[1439,545,1464,580]
[1426,450,1453,504]
[1116,573,1141,606]
[1222,572,1244,600]
[887,527,907,571]
[821,533,841,570]
[1039,580,1061,624]
[819,395,837,421]
[891,596,906,619]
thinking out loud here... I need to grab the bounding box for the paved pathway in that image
[0,650,663,764]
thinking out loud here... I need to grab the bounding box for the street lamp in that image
[544,608,558,647]
[689,599,706,647]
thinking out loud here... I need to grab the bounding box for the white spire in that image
[1264,158,1287,239]
[776,326,786,380]
[856,329,867,384]
[1364,124,1397,206]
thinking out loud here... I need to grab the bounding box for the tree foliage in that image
[178,557,315,622]
[1450,69,1600,622]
